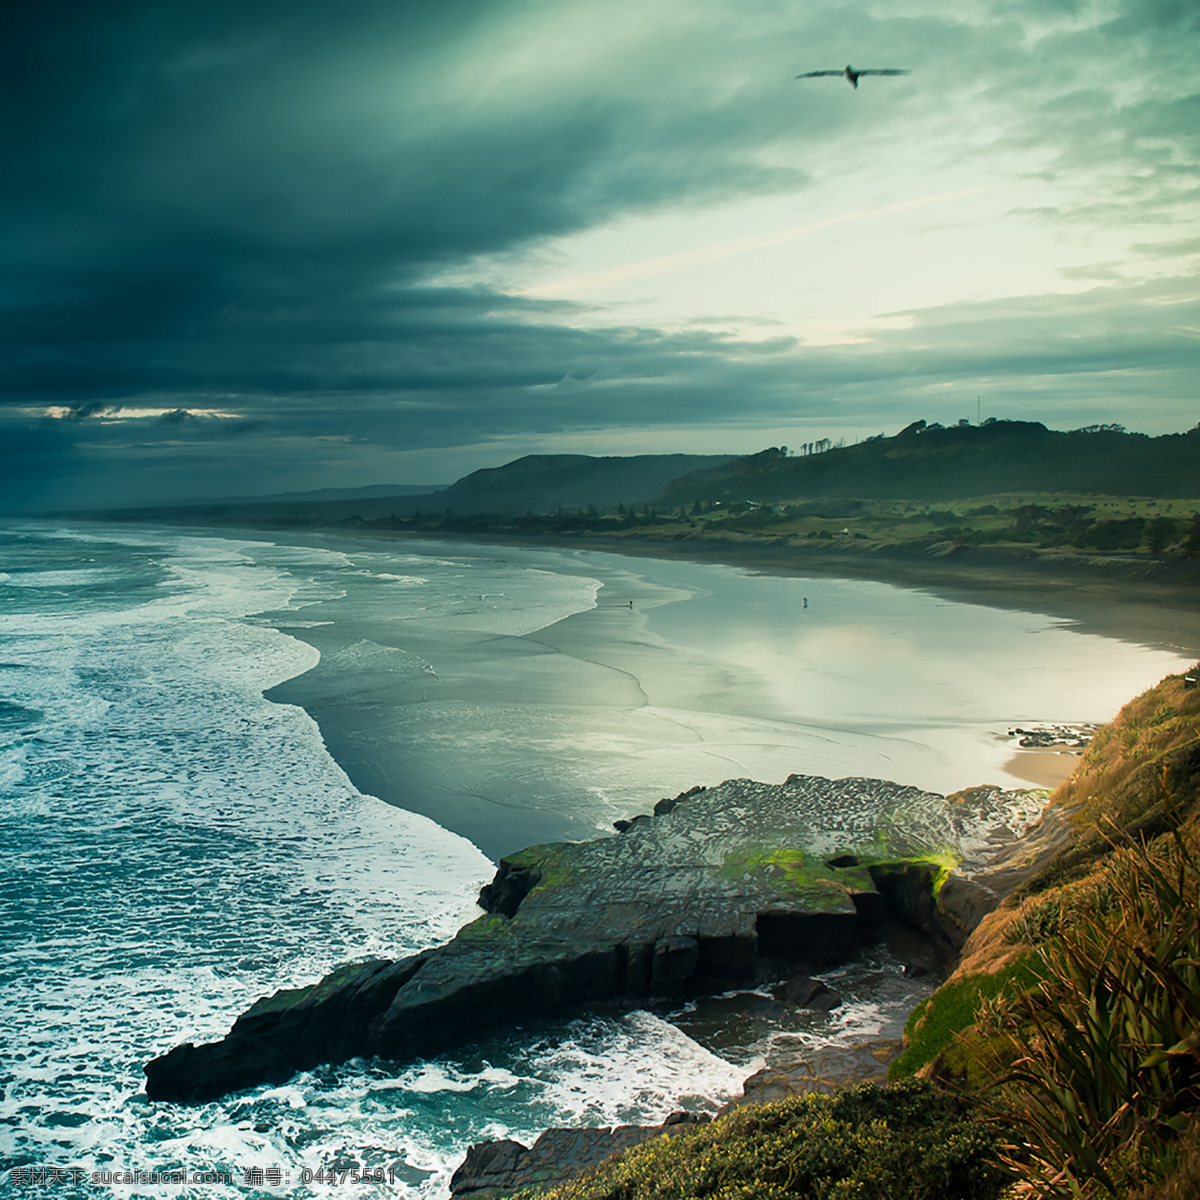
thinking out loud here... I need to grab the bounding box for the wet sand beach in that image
[259,532,1196,860]
[421,528,1200,660]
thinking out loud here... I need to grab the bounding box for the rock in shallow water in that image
[145,773,1036,1104]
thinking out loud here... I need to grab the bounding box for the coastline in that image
[229,524,1195,861]
[62,516,1192,1196]
[31,517,1190,1196]
[375,527,1200,659]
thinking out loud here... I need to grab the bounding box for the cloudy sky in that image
[4,0,1197,509]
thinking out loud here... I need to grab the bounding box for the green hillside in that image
[101,453,731,525]
[658,421,1200,506]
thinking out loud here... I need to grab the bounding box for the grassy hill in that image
[92,422,1200,592]
[434,453,732,514]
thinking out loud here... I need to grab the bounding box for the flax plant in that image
[975,822,1200,1197]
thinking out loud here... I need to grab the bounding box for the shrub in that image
[519,1080,1007,1200]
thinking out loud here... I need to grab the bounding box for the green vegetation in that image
[1054,672,1200,836]
[122,423,1200,585]
[313,479,1200,596]
[867,849,960,898]
[516,1080,1008,1200]
[888,954,1042,1083]
[501,844,578,897]
[716,846,854,900]
[657,421,1200,506]
[975,827,1200,1197]
[454,912,517,942]
[328,487,1200,568]
[899,666,1200,1197]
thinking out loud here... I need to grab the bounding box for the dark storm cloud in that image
[2,0,1197,510]
[2,0,817,494]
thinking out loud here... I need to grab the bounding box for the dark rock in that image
[653,784,706,817]
[143,1037,295,1106]
[755,909,859,963]
[651,935,700,998]
[663,1110,710,1127]
[731,1039,904,1108]
[807,986,843,1013]
[478,863,541,918]
[145,772,1037,1104]
[902,962,930,978]
[773,974,841,1010]
[933,875,1002,947]
[450,1115,713,1197]
[867,862,939,938]
[450,1139,530,1197]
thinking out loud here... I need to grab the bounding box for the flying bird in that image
[795,64,911,89]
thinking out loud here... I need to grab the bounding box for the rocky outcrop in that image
[450,1113,711,1198]
[145,773,1041,1104]
[732,1038,905,1105]
[449,1034,907,1196]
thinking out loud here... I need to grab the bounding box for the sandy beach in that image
[413,529,1200,661]
[259,531,1195,859]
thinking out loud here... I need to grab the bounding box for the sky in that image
[3,0,1198,510]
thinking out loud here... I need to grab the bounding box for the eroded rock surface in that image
[731,1038,906,1106]
[450,1114,711,1198]
[145,773,1040,1103]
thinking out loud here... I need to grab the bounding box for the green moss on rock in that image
[889,954,1041,1082]
[243,983,314,1017]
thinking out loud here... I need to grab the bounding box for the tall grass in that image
[975,822,1200,1197]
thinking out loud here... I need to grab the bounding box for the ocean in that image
[1,522,1189,1198]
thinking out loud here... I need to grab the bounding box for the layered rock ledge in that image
[144,773,1040,1104]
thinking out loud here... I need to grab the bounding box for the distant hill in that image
[658,420,1200,506]
[170,483,446,507]
[96,423,1199,530]
[435,453,732,514]
[114,453,733,524]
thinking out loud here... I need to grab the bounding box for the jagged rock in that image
[450,1116,712,1198]
[934,875,1002,946]
[478,864,541,918]
[773,975,842,1010]
[731,1039,905,1107]
[867,862,940,939]
[145,773,1039,1104]
[807,985,843,1013]
[451,1140,529,1197]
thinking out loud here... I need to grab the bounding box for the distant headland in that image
[88,417,1200,652]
